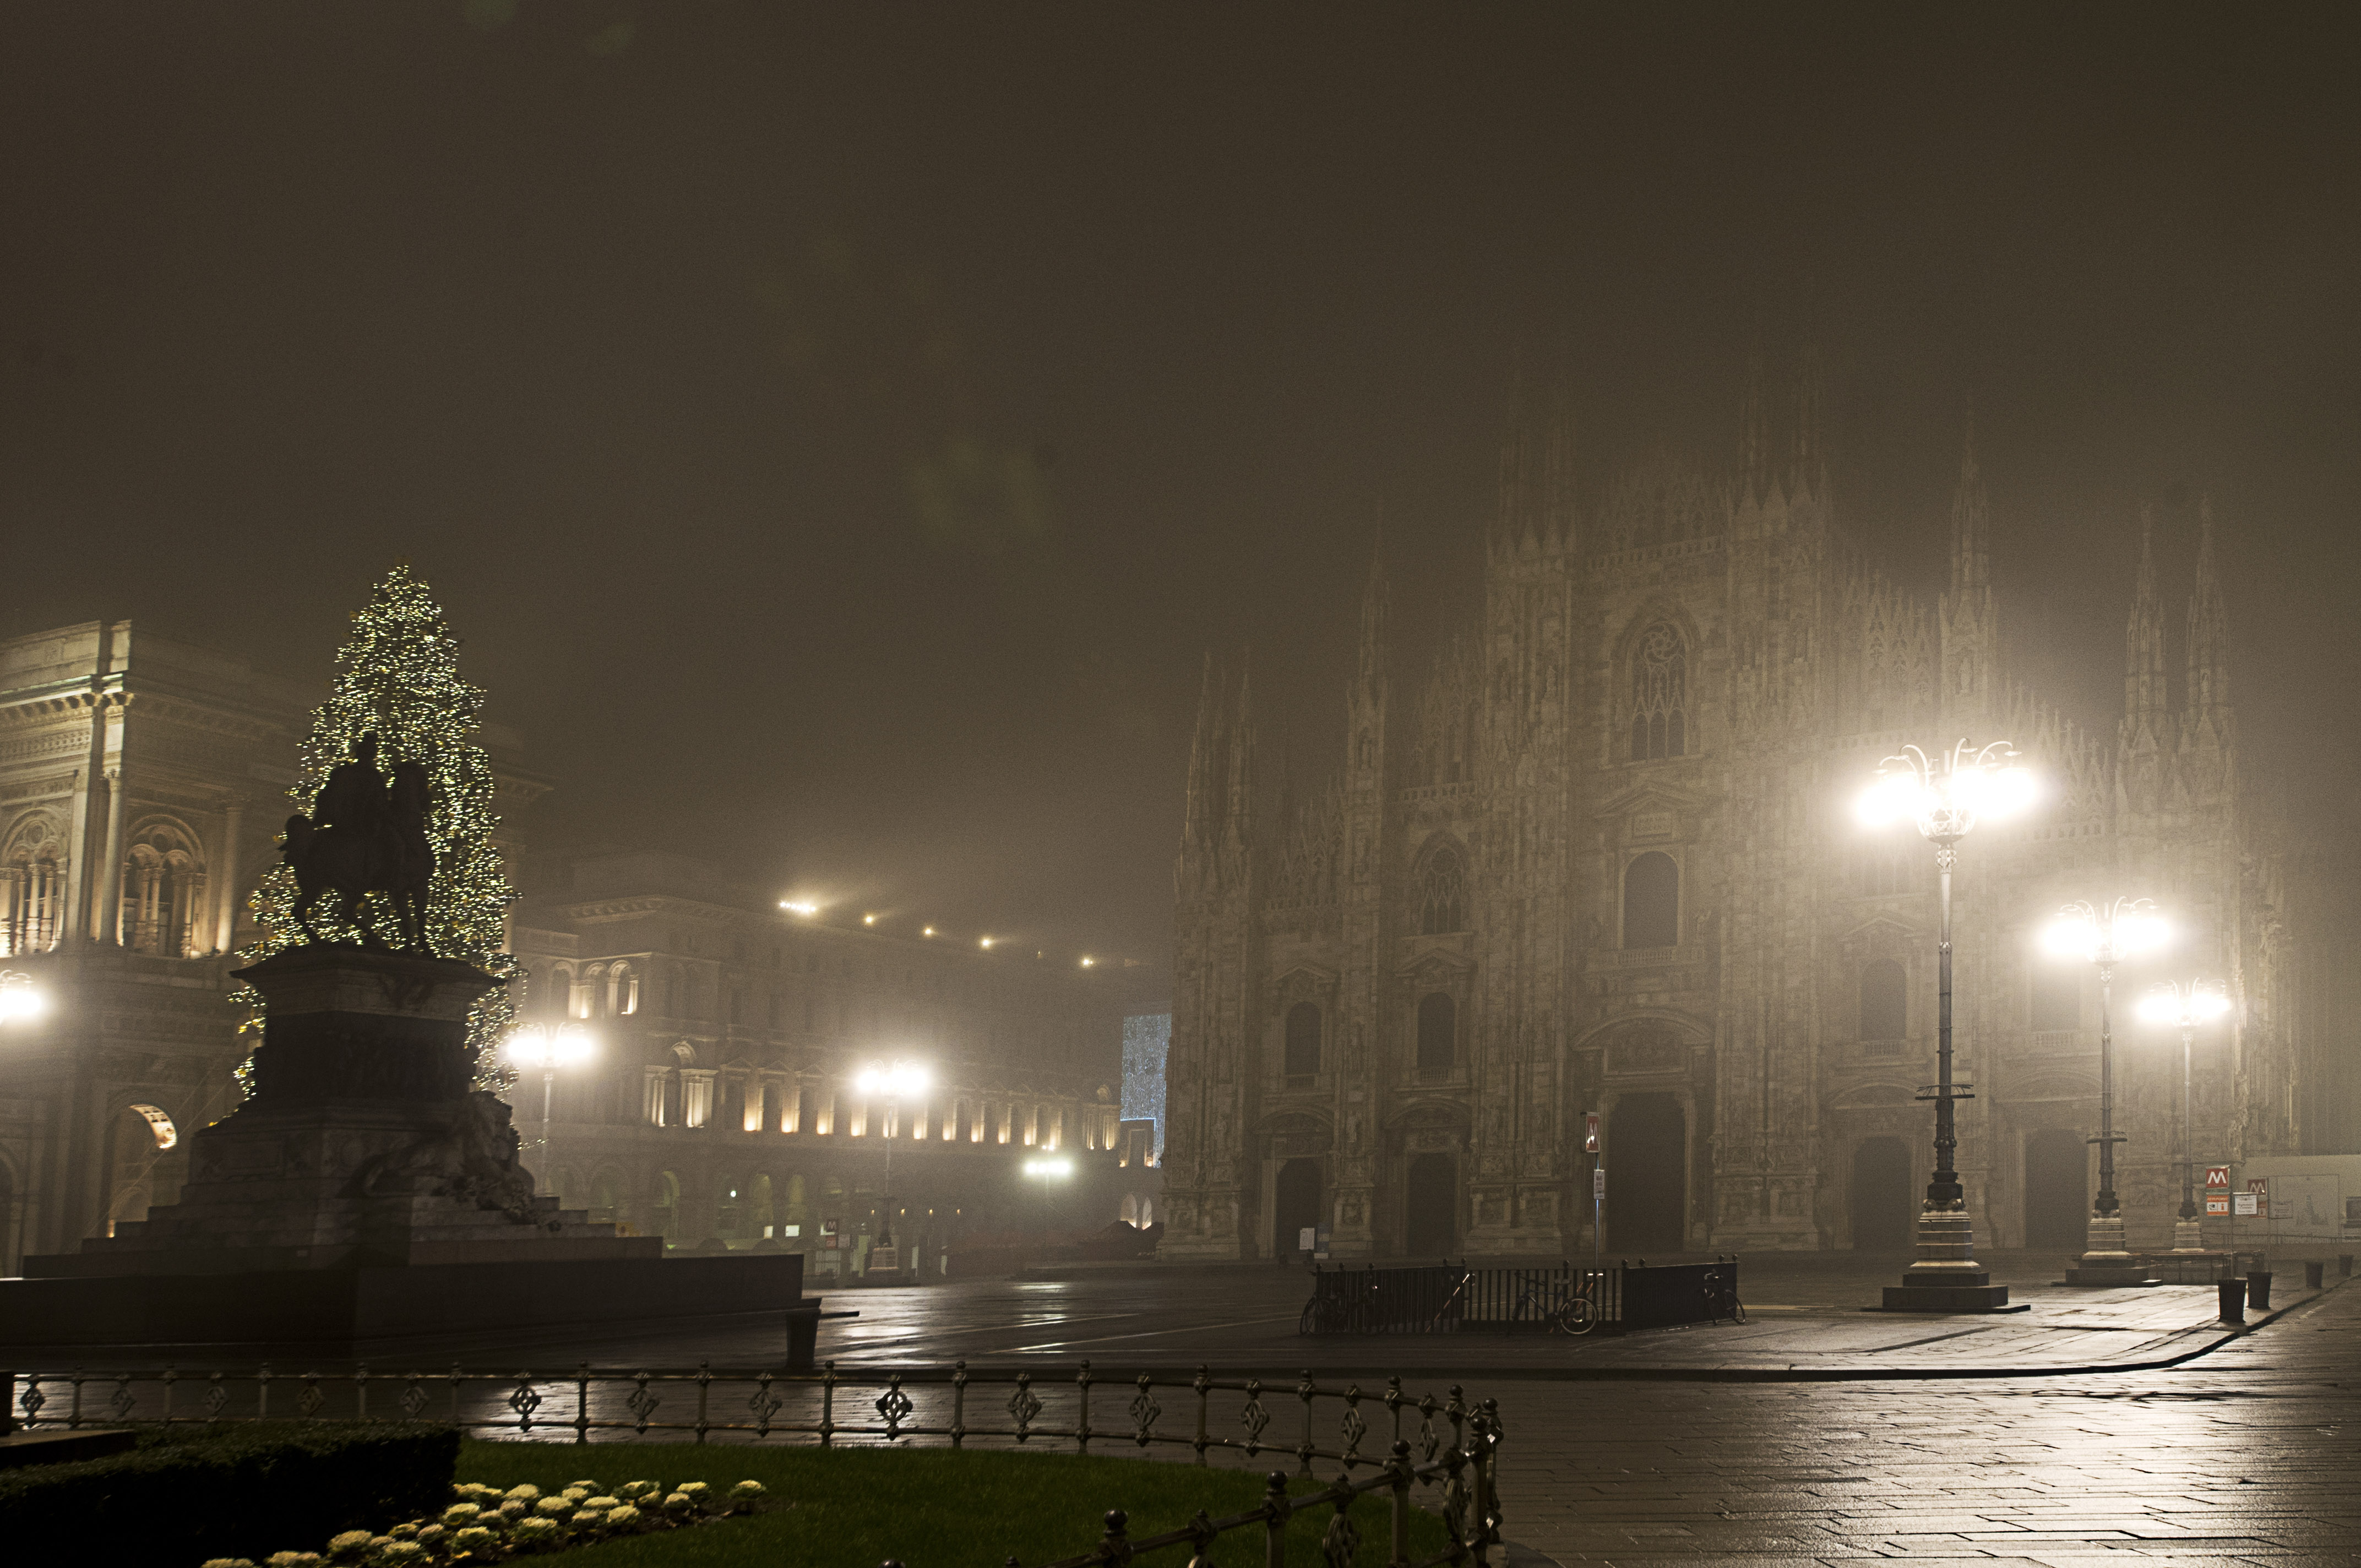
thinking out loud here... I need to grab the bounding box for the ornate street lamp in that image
[2042,898,2169,1285]
[2138,978,2231,1253]
[504,1022,595,1186]
[1854,739,2037,1311]
[855,1059,930,1256]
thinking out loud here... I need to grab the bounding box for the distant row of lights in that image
[777,901,1105,969]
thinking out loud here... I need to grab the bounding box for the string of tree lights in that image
[236,564,523,1090]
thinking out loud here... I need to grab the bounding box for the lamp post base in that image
[2172,1218,2205,1252]
[2066,1214,2156,1286]
[1882,1207,2016,1312]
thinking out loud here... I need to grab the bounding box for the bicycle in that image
[1512,1274,1602,1335]
[1299,1277,1382,1336]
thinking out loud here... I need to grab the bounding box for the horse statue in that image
[281,732,438,952]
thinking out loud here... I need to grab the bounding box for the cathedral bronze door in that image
[1273,1157,1323,1261]
[1606,1093,1685,1253]
[1403,1152,1456,1256]
[2023,1128,2087,1251]
[1849,1137,1916,1250]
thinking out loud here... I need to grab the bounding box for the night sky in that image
[5,5,2357,971]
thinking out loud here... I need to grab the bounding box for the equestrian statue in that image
[280,731,437,952]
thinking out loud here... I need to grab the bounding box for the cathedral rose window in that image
[1630,621,1689,761]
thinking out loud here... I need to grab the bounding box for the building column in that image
[213,798,244,953]
[93,766,126,945]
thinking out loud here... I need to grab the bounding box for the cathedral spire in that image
[1222,647,1255,854]
[2123,505,2168,735]
[1739,345,1770,505]
[1182,650,1218,852]
[2186,494,2233,736]
[1542,380,1577,549]
[1788,343,1827,502]
[1938,410,1996,718]
[1949,408,1988,596]
[1357,521,1389,685]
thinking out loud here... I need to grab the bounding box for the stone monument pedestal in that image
[1880,1206,2018,1313]
[2064,1213,2158,1286]
[0,946,806,1353]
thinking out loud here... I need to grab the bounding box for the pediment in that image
[1271,961,1340,989]
[1396,944,1478,983]
[1841,914,1924,945]
[1593,780,1711,819]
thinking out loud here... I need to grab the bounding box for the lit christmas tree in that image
[237,564,521,1087]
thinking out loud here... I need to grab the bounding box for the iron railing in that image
[1303,1257,1742,1336]
[8,1362,1504,1567]
[4,1360,1490,1469]
[1019,1423,1502,1568]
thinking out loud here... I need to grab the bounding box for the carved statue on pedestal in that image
[281,731,437,952]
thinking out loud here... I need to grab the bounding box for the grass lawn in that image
[453,1439,1457,1568]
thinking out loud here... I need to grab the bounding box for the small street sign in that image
[1585,1112,1600,1154]
[2247,1177,2269,1217]
[2205,1165,2231,1190]
[1593,1168,1606,1197]
[2233,1193,2259,1217]
[2206,1196,2229,1215]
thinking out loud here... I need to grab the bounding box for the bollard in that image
[2305,1260,2325,1290]
[2217,1277,2245,1325]
[2248,1270,2273,1311]
[2341,1254,2354,1277]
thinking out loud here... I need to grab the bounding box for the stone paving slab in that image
[1484,1277,2361,1565]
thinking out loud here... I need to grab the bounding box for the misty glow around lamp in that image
[505,1022,595,1182]
[0,970,43,1023]
[2041,897,2170,1284]
[855,1059,931,1251]
[1855,739,2037,1313]
[2140,978,2231,1250]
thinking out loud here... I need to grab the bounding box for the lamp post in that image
[2042,899,2169,1285]
[1022,1155,1074,1249]
[503,1022,595,1189]
[2139,978,2230,1253]
[855,1060,930,1258]
[1854,739,2037,1312]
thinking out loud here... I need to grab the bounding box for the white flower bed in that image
[199,1477,768,1567]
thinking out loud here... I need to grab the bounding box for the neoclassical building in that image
[0,621,546,1273]
[1161,378,2316,1262]
[512,854,1153,1277]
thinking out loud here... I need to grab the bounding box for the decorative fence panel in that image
[7,1362,1505,1568]
[1303,1257,1740,1337]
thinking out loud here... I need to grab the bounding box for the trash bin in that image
[2247,1270,2273,1311]
[2217,1277,2246,1325]
[2305,1260,2325,1289]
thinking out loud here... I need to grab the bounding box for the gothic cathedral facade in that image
[1161,380,2301,1261]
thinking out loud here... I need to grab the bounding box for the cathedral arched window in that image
[1629,622,1689,761]
[3,813,66,957]
[1284,1001,1321,1078]
[1622,852,1679,949]
[119,821,205,957]
[611,962,639,1015]
[1859,959,1907,1041]
[1417,842,1468,935]
[1416,992,1456,1074]
[547,966,575,1019]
